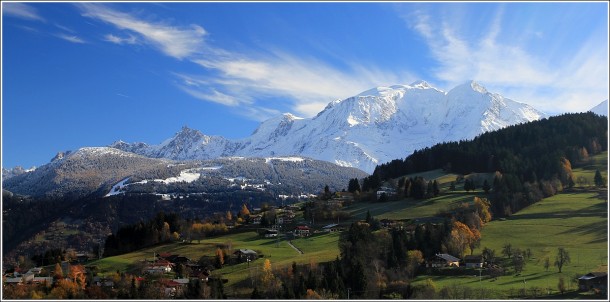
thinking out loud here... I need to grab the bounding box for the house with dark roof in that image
[428,253,460,268]
[578,272,607,293]
[234,249,258,262]
[463,255,484,268]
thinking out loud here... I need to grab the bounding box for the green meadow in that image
[411,189,608,299]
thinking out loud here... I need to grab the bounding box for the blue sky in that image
[2,2,608,169]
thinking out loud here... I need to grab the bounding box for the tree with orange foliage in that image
[239,204,251,218]
[53,263,63,279]
[69,264,87,290]
[446,221,476,258]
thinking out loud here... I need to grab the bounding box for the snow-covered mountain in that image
[111,80,547,173]
[589,100,608,116]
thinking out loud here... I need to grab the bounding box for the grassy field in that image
[572,151,608,187]
[344,192,487,221]
[411,189,608,299]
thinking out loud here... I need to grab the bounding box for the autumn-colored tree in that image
[406,250,424,278]
[52,279,80,299]
[261,259,274,287]
[473,197,492,223]
[240,204,251,218]
[446,221,476,258]
[306,289,322,299]
[226,211,233,222]
[69,264,87,290]
[53,263,64,279]
[160,222,171,242]
[558,157,575,188]
[214,248,225,268]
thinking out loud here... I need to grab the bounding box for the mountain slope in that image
[2,147,366,198]
[111,81,545,173]
[590,100,608,116]
[2,147,176,198]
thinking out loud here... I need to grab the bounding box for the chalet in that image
[23,272,36,283]
[578,272,608,293]
[234,249,258,262]
[463,255,484,268]
[250,214,263,225]
[32,277,54,285]
[160,279,184,298]
[428,253,460,268]
[186,264,209,281]
[376,186,396,199]
[145,259,173,274]
[264,229,279,238]
[27,267,43,275]
[294,225,311,237]
[4,277,23,285]
[380,219,397,229]
[322,224,343,233]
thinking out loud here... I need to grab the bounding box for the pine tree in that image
[482,180,491,193]
[594,169,605,187]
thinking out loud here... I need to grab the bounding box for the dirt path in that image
[287,240,304,254]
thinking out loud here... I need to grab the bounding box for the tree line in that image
[356,112,607,217]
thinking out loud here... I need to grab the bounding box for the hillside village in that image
[3,177,608,299]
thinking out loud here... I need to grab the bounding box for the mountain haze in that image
[589,100,608,116]
[112,81,546,173]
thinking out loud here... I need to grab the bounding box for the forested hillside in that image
[362,112,607,217]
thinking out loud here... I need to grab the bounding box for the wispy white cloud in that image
[191,51,414,117]
[56,33,87,44]
[403,6,608,113]
[79,4,417,119]
[78,3,205,60]
[54,23,75,33]
[3,2,45,22]
[104,33,138,45]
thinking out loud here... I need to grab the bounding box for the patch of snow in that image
[265,157,305,163]
[105,178,130,197]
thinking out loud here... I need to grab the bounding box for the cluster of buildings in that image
[3,267,53,286]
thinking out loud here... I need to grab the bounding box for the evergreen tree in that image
[365,210,372,224]
[594,169,605,187]
[433,180,440,196]
[482,180,491,193]
[348,178,361,193]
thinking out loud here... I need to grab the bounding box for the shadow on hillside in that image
[508,202,607,221]
[497,272,555,286]
[557,220,608,242]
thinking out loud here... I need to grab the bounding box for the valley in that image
[2,109,608,300]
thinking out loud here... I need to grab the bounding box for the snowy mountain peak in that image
[470,80,488,94]
[409,80,432,89]
[108,81,546,173]
[282,112,303,121]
